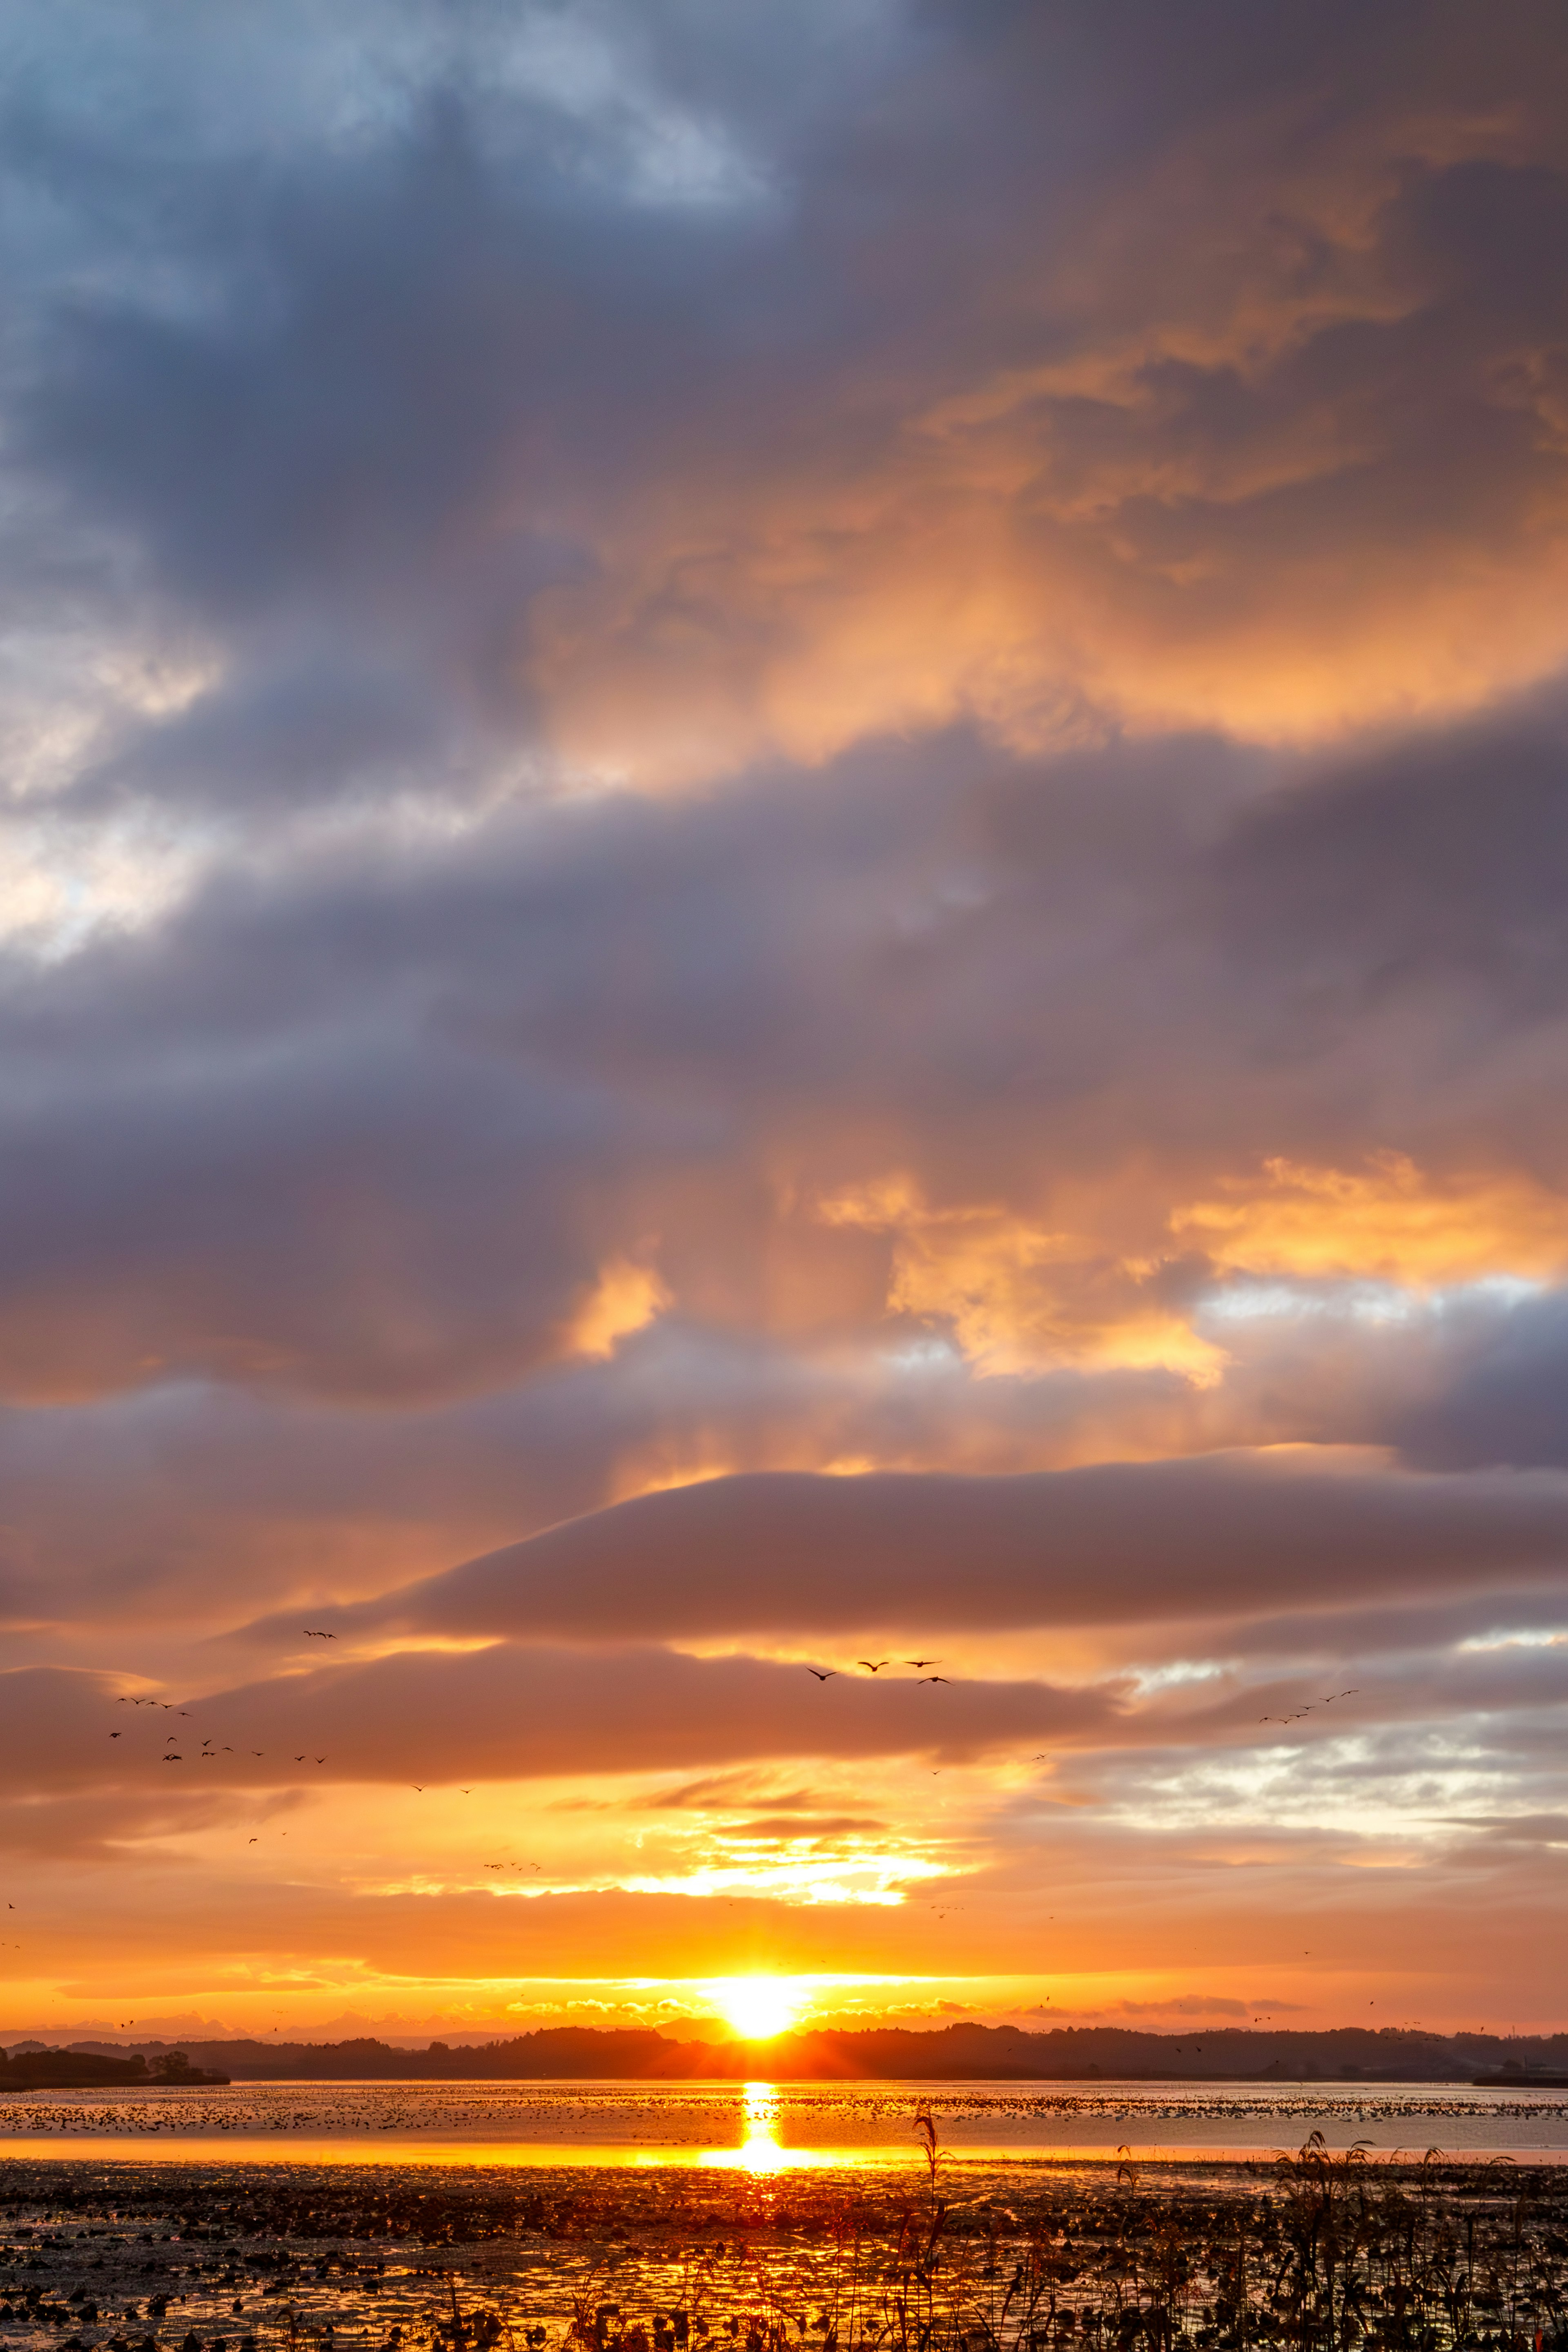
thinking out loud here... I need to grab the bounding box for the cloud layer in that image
[0,0,1566,2037]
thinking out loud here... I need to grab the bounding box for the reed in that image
[547,2133,1568,2352]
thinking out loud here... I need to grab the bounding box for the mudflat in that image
[0,2147,1565,2352]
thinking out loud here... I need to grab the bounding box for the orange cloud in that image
[818,1177,1227,1383]
[562,1256,672,1360]
[1173,1153,1568,1287]
[526,61,1568,790]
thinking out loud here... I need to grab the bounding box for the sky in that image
[2,0,1568,2050]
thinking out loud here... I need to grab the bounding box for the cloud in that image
[0,0,1568,2027]
[0,0,1564,834]
[820,1177,1229,1381]
[0,1653,1117,1797]
[303,1453,1568,1648]
[1173,1153,1568,1290]
[0,693,1564,1423]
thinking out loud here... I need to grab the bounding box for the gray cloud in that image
[253,1454,1568,1646]
[0,1653,1116,1796]
[2,0,1568,2018]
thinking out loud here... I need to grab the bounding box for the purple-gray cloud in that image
[254,1455,1568,1646]
[0,0,1566,2024]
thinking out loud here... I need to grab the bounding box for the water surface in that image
[0,2078,1564,2167]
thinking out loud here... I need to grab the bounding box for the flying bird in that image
[905,1659,941,1669]
[316,1756,327,1763]
[109,1732,121,1739]
[302,1628,336,1638]
[857,1659,890,1673]
[294,1755,306,1762]
[805,1667,837,1680]
[248,1838,258,1844]
[917,1675,951,1684]
[412,1786,423,1793]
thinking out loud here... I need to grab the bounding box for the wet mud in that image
[0,2149,1564,2352]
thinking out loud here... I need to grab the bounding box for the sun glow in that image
[710,1974,806,2040]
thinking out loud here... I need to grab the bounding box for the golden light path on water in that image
[694,2082,842,2172]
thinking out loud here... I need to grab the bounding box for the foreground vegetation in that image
[0,2137,1563,2352]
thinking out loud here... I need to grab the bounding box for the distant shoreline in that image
[6,2020,1567,2089]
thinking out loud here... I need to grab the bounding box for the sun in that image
[710,1974,805,2040]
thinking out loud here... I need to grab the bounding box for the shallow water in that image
[2,2141,1567,2352]
[0,2078,1564,2166]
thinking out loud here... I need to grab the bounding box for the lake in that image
[0,2078,1564,2167]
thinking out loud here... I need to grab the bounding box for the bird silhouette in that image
[302,1629,337,1639]
[805,1667,837,1680]
[163,1755,181,1762]
[294,1755,306,1762]
[248,1838,258,1844]
[109,1732,121,1739]
[857,1659,890,1672]
[459,1787,471,1794]
[315,1756,326,1763]
[412,1786,423,1793]
[917,1675,950,1684]
[905,1659,941,1669]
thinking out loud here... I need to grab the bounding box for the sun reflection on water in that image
[698,2082,842,2172]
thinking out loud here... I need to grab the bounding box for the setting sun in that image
[710,1976,806,2040]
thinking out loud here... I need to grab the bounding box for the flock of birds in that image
[115,1694,328,1768]
[804,1658,949,1680]
[1258,1688,1359,1726]
[81,1642,1366,1885]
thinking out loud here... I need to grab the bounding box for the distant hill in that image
[0,2047,227,2091]
[27,2022,1568,2084]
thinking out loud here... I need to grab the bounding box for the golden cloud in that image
[1172,1153,1568,1287]
[818,1176,1227,1384]
[526,74,1568,790]
[562,1256,672,1360]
